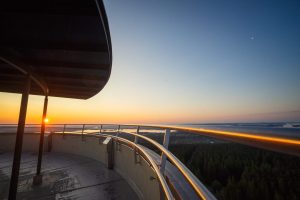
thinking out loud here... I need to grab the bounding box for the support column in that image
[33,95,48,185]
[8,75,31,200]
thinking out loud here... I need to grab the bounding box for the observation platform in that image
[1,123,299,200]
[0,151,138,200]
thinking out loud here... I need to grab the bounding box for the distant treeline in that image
[169,143,300,200]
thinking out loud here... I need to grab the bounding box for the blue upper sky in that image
[99,0,300,122]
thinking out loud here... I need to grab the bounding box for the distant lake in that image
[176,122,300,140]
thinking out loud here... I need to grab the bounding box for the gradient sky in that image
[1,0,300,124]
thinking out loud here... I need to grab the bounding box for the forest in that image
[169,142,300,200]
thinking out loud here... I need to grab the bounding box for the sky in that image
[1,0,300,124]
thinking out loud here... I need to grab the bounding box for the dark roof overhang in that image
[0,0,112,99]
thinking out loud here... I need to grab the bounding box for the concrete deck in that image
[0,151,138,200]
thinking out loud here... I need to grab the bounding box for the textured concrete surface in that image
[0,151,138,200]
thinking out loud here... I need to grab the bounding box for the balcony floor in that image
[0,151,138,200]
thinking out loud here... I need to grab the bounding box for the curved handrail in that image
[57,123,300,198]
[50,127,216,199]
[3,123,300,199]
[20,123,299,142]
[98,133,175,200]
[7,123,299,155]
[6,123,300,155]
[87,123,300,155]
[117,131,216,200]
[55,125,217,199]
[138,124,300,145]
[124,124,300,157]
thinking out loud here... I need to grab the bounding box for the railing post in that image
[81,124,85,141]
[116,125,120,136]
[48,132,53,152]
[62,124,66,139]
[106,137,114,169]
[134,126,140,144]
[160,129,170,175]
[134,126,140,164]
[9,74,31,200]
[99,124,103,134]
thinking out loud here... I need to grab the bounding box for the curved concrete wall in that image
[50,134,161,200]
[51,134,107,163]
[114,142,160,200]
[0,133,161,200]
[0,133,48,152]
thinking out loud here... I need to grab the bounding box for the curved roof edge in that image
[0,0,113,99]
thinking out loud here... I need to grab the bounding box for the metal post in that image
[8,74,31,200]
[116,125,120,136]
[134,126,140,164]
[160,129,170,175]
[48,132,53,152]
[99,124,102,134]
[134,126,140,144]
[62,124,66,139]
[106,137,114,169]
[98,124,103,144]
[33,95,48,185]
[81,124,85,141]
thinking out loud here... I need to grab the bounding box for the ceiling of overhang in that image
[0,0,112,99]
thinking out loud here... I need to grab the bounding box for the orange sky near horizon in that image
[0,92,223,124]
[1,91,299,124]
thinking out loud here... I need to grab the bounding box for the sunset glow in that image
[0,0,300,124]
[1,2,300,200]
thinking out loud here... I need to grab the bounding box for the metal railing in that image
[117,127,216,200]
[4,123,298,156]
[53,123,300,199]
[99,133,175,200]
[1,123,300,200]
[58,124,217,199]
[55,123,300,155]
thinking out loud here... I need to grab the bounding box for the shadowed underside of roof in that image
[0,0,112,99]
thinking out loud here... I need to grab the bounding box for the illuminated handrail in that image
[3,123,300,156]
[87,123,300,152]
[2,123,300,199]
[98,133,175,200]
[119,129,217,200]
[2,123,299,154]
[52,123,299,198]
[54,124,217,200]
